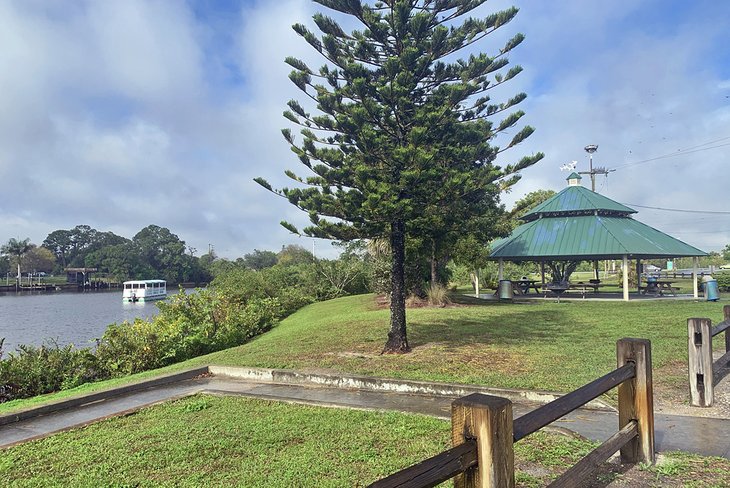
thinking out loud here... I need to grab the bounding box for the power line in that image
[624,203,730,215]
[670,229,730,235]
[611,137,730,170]
[680,135,730,151]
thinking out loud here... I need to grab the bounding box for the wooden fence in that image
[658,271,711,279]
[369,338,654,488]
[688,305,730,407]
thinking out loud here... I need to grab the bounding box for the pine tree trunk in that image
[383,219,410,353]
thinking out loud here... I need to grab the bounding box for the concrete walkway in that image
[1,374,729,458]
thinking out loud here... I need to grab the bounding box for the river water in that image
[0,290,174,354]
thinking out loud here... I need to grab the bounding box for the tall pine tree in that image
[256,0,543,353]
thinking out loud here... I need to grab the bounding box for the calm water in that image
[0,290,176,353]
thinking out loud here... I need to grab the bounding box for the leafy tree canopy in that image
[510,189,556,221]
[277,244,314,266]
[243,249,279,270]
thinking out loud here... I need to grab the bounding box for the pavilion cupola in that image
[567,172,582,187]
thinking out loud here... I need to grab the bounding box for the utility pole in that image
[579,144,613,192]
[581,145,603,281]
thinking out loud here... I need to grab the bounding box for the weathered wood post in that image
[687,318,713,407]
[617,338,655,464]
[452,393,514,488]
[724,306,730,356]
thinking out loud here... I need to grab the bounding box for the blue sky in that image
[1,0,729,258]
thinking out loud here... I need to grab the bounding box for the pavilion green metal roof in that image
[490,215,707,260]
[522,185,636,221]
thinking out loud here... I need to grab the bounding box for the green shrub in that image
[96,290,282,377]
[715,272,730,291]
[95,318,178,376]
[0,341,103,402]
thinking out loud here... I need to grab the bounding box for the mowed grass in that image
[193,293,725,396]
[0,395,450,487]
[3,395,729,487]
[1,293,727,414]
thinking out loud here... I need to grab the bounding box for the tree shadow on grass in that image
[407,307,576,349]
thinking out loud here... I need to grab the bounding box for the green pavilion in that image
[490,173,707,300]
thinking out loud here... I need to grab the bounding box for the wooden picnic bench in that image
[568,281,606,298]
[514,279,541,295]
[639,281,680,296]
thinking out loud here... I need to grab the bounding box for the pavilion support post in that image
[475,269,480,298]
[636,259,642,293]
[693,257,699,299]
[594,260,600,281]
[623,255,630,301]
[540,262,546,286]
[498,259,504,282]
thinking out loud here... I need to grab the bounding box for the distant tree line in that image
[1,225,211,284]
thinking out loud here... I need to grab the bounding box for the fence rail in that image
[370,338,655,488]
[369,441,477,488]
[513,362,635,441]
[688,305,730,407]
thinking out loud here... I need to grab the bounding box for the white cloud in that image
[1,0,729,259]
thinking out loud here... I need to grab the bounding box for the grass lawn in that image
[193,293,727,401]
[3,395,728,487]
[2,292,728,414]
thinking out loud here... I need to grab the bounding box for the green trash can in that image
[498,280,513,300]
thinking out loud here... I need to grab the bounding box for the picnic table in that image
[543,282,570,302]
[639,280,680,296]
[514,279,541,295]
[568,281,606,298]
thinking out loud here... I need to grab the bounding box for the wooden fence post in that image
[722,305,730,352]
[617,338,655,464]
[451,393,514,488]
[687,318,713,407]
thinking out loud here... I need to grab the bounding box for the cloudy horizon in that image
[2,0,729,259]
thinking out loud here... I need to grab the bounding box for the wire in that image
[623,203,730,215]
[670,229,730,234]
[679,135,730,151]
[611,138,730,170]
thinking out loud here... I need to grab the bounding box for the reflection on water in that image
[0,289,180,353]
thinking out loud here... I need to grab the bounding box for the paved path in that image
[1,376,729,458]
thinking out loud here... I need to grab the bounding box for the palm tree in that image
[1,238,32,283]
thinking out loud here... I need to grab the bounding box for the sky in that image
[1,0,729,259]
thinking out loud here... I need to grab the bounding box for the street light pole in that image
[584,144,598,192]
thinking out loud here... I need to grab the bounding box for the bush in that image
[426,283,451,307]
[95,318,179,376]
[715,272,730,292]
[0,341,102,402]
[96,289,282,377]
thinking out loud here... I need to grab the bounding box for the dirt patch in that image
[517,451,730,487]
[408,342,532,375]
[373,294,465,309]
[332,351,378,359]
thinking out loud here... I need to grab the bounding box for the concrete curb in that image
[0,366,210,427]
[0,364,614,429]
[208,365,616,411]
